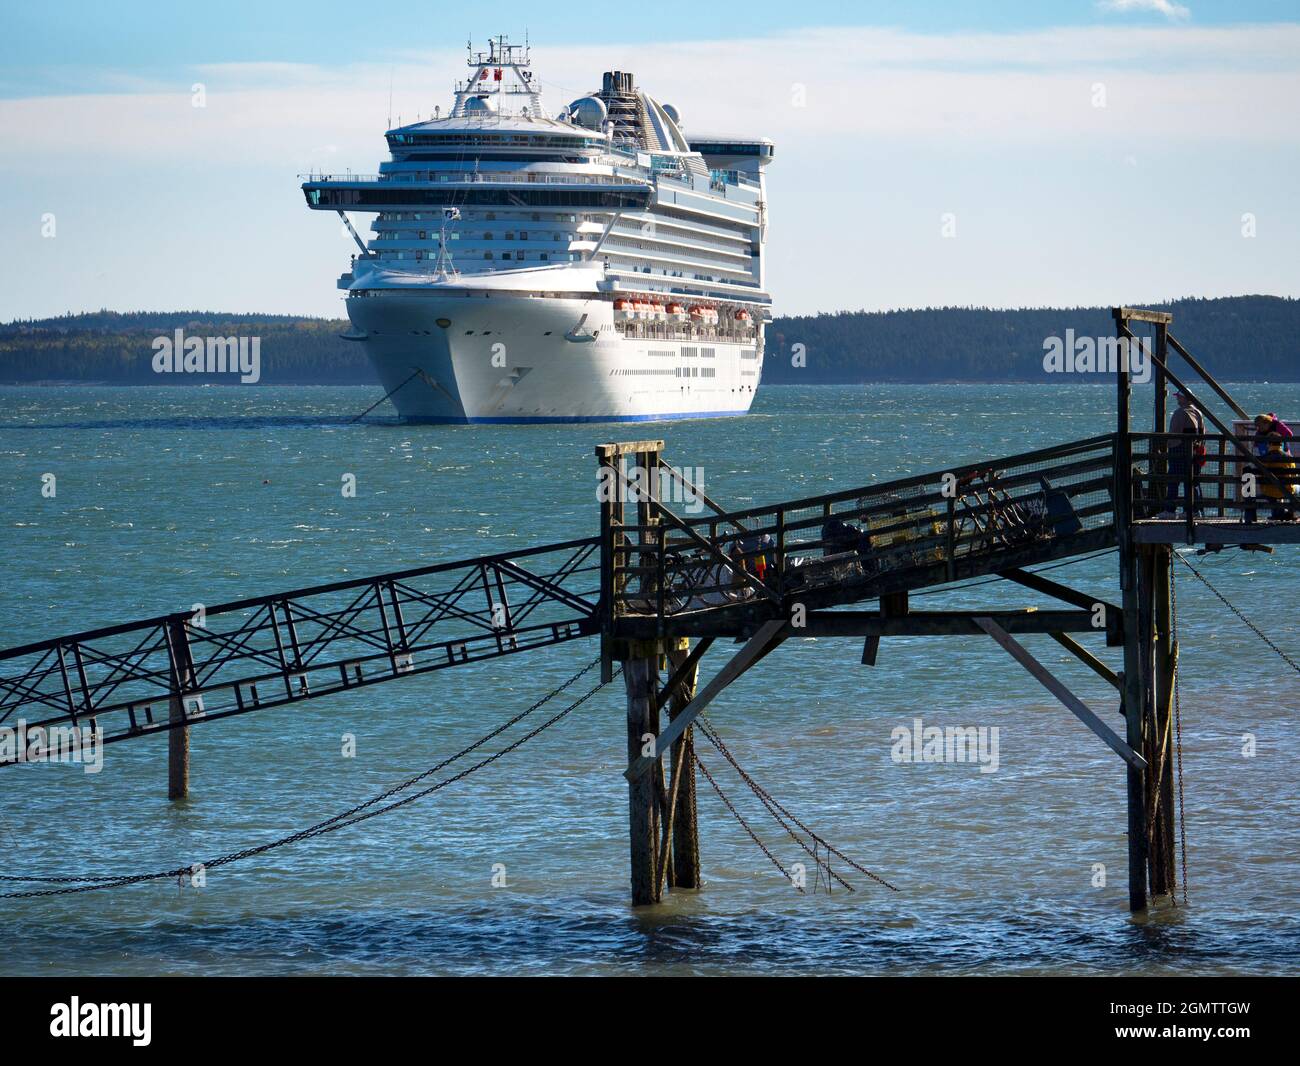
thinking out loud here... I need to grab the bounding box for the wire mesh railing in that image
[1129,432,1299,523]
[610,435,1119,624]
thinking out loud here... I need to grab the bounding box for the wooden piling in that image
[166,618,194,801]
[1114,319,1150,912]
[1149,546,1178,897]
[624,653,661,906]
[167,696,189,801]
[665,638,701,890]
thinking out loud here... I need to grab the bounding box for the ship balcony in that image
[302,170,649,188]
[613,320,759,343]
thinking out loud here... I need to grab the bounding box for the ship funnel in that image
[601,71,635,94]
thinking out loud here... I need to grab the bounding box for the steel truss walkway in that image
[3,433,1134,766]
[0,538,600,760]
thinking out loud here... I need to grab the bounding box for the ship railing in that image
[301,171,648,187]
[612,321,759,343]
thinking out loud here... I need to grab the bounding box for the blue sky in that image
[2,1,1298,319]
[4,0,1298,95]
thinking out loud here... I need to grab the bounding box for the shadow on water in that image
[11,894,1299,976]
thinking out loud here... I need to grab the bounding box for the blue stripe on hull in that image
[398,409,750,425]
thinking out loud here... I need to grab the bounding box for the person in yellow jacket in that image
[1252,432,1298,522]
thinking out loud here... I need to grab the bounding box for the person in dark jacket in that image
[1158,391,1204,518]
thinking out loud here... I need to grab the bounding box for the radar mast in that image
[451,34,543,117]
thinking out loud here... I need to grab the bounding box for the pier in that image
[1,308,1296,912]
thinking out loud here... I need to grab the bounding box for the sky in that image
[1,0,1298,320]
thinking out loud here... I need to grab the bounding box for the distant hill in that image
[2,296,1297,385]
[765,296,1300,383]
[0,311,368,384]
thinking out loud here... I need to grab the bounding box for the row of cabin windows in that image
[609,367,719,379]
[375,230,575,242]
[388,133,605,148]
[378,212,589,224]
[383,250,581,262]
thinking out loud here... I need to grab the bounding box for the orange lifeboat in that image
[613,297,634,319]
[665,302,686,316]
[688,305,707,320]
[734,308,752,322]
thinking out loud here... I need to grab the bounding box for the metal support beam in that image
[999,568,1119,618]
[625,619,787,782]
[802,608,1104,637]
[973,617,1146,771]
[1048,632,1121,691]
[336,210,368,255]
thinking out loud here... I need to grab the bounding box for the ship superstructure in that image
[302,36,774,422]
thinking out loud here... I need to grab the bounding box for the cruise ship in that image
[301,36,774,423]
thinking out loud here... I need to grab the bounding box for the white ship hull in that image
[305,41,775,422]
[346,292,763,423]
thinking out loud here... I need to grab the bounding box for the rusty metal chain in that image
[695,753,800,892]
[698,715,897,892]
[1175,552,1300,675]
[1,659,610,898]
[699,718,853,892]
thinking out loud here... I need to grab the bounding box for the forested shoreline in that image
[2,295,1296,385]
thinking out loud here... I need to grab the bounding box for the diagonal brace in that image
[973,616,1146,770]
[625,620,787,782]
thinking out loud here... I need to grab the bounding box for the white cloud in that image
[1097,0,1192,20]
[2,22,1298,173]
[2,21,1297,318]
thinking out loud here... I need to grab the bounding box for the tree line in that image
[1,296,1296,385]
[765,296,1300,383]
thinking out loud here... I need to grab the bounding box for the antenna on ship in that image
[451,32,544,118]
[433,207,461,281]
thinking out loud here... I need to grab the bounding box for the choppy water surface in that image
[0,383,1296,976]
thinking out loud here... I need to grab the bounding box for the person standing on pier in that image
[1158,390,1204,518]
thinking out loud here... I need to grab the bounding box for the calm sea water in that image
[0,382,1297,976]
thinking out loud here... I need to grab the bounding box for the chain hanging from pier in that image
[0,659,612,898]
